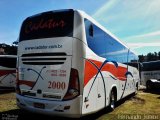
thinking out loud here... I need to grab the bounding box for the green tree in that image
[0,43,17,55]
[158,51,160,60]
[147,53,152,61]
[139,51,160,62]
[138,55,144,62]
[154,52,158,60]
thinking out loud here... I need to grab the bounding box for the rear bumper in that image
[16,94,82,118]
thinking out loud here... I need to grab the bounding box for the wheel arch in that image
[110,85,117,101]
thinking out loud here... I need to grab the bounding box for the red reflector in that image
[63,68,80,100]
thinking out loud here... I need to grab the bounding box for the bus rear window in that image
[0,57,16,68]
[19,10,74,41]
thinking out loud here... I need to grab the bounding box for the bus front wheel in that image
[146,80,152,90]
[135,83,138,95]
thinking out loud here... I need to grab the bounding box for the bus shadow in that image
[0,87,15,94]
[0,94,135,120]
[143,89,160,95]
[81,93,135,120]
[0,109,77,120]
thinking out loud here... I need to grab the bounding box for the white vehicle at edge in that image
[141,61,160,89]
[16,9,140,118]
[0,55,17,88]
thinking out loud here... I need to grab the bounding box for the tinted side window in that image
[142,61,160,71]
[103,34,128,63]
[127,51,139,69]
[85,19,128,63]
[0,57,16,68]
[128,51,138,63]
[85,19,105,57]
[152,62,160,71]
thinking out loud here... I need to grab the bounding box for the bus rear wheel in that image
[109,90,116,111]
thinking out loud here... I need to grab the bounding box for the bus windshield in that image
[19,10,74,41]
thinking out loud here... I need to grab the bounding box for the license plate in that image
[34,102,45,109]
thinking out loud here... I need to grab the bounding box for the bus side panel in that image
[141,61,160,86]
[0,56,17,88]
[141,71,147,86]
[81,44,98,114]
[82,56,122,115]
[141,70,160,86]
[71,38,85,116]
[72,11,87,116]
[82,73,99,114]
[117,66,139,100]
[0,69,16,88]
[128,66,139,93]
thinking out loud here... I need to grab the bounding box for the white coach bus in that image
[0,55,17,88]
[141,60,160,89]
[16,9,140,118]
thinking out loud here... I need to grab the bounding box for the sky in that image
[0,0,160,55]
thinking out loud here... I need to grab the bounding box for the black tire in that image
[135,83,138,95]
[109,90,116,111]
[146,80,152,90]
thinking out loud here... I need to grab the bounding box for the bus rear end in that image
[16,9,82,118]
[0,55,16,88]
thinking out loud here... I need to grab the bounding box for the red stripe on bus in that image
[18,80,35,87]
[84,59,127,86]
[0,70,16,77]
[84,60,99,86]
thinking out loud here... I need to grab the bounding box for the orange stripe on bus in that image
[84,59,127,86]
[84,60,99,86]
[19,80,35,87]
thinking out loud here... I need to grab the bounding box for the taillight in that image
[63,68,80,100]
[16,68,21,95]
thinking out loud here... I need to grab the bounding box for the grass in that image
[0,92,18,112]
[0,90,160,120]
[97,91,160,120]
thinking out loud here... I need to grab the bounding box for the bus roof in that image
[20,9,137,56]
[24,9,74,20]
